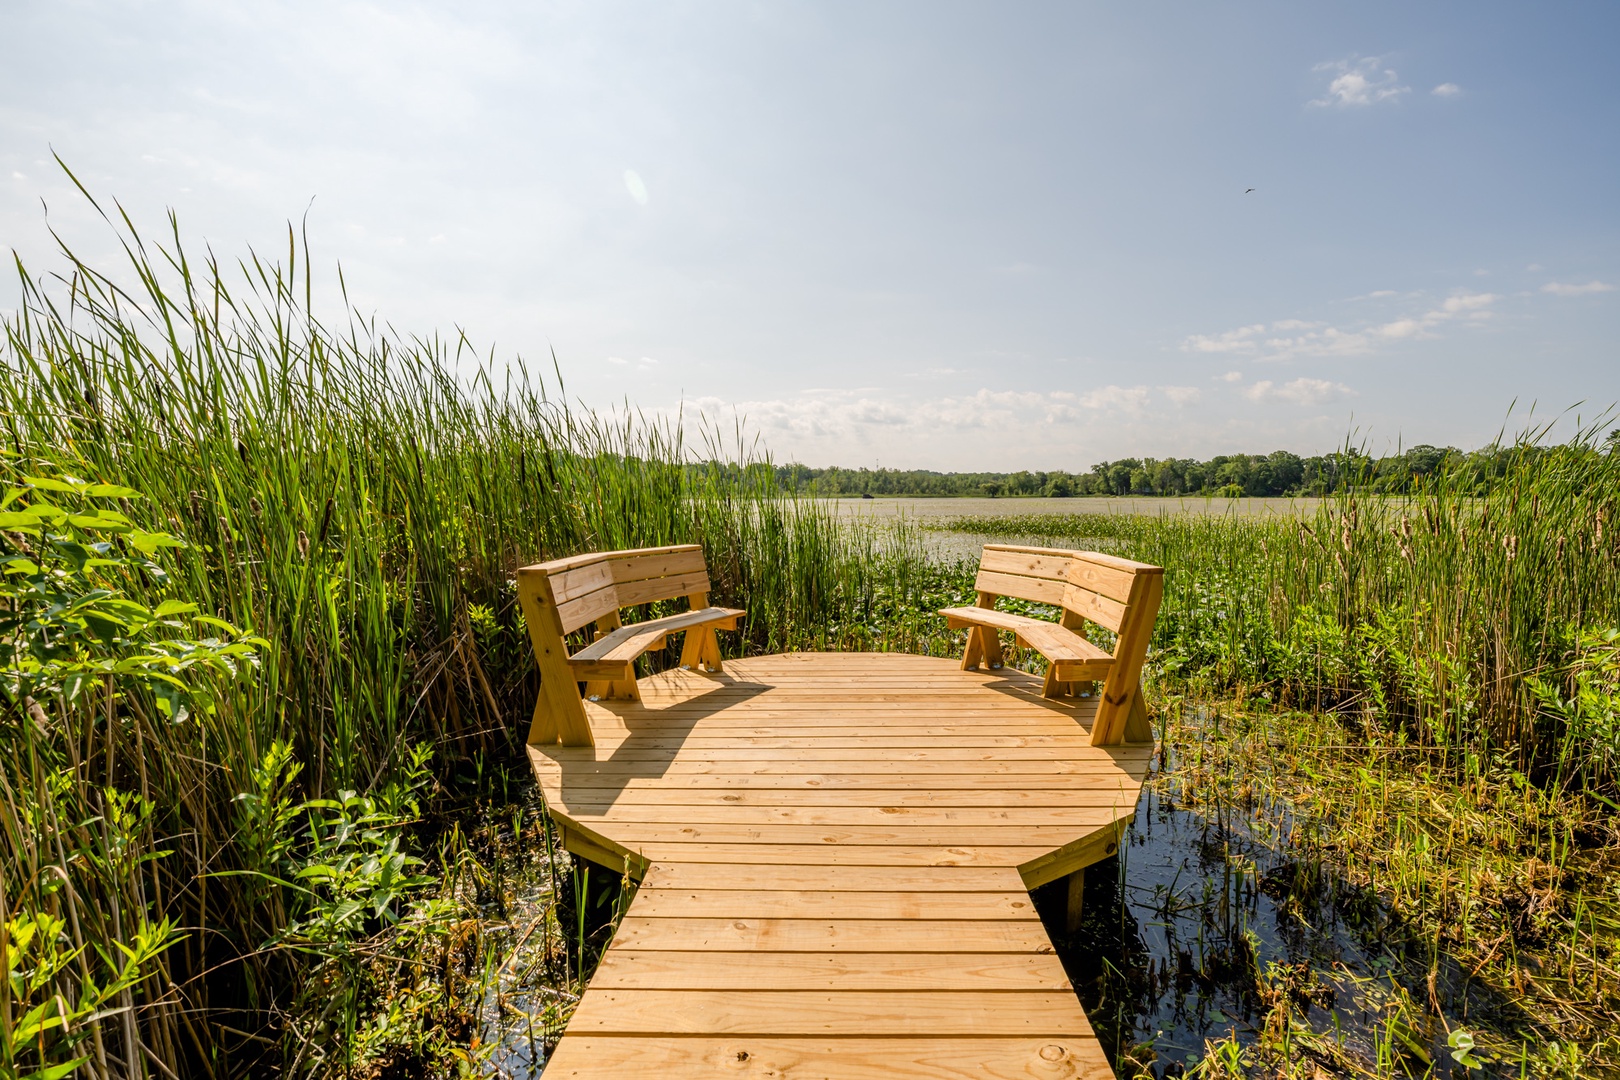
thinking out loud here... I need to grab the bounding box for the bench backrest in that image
[974,545,1145,632]
[527,544,712,634]
[974,544,1164,745]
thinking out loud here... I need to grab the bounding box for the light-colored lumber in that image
[570,806,1126,829]
[568,605,742,666]
[1065,869,1085,933]
[542,1036,1117,1080]
[639,863,1026,891]
[1090,567,1163,747]
[627,888,1038,920]
[567,989,1090,1035]
[525,651,1152,1073]
[609,916,1057,953]
[589,950,1072,990]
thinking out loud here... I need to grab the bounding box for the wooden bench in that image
[939,544,1164,746]
[517,544,745,747]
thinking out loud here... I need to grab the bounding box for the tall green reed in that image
[0,191,935,1075]
[938,440,1620,789]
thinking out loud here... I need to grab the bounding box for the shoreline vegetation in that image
[774,435,1618,499]
[2,201,1617,1078]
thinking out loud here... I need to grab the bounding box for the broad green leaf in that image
[84,483,142,498]
[127,530,186,555]
[69,510,133,531]
[22,476,82,493]
[0,509,43,528]
[153,599,199,618]
[20,1056,88,1080]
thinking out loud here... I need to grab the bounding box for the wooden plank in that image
[628,888,1038,920]
[534,758,1147,777]
[536,770,1144,791]
[1064,555,1140,605]
[555,583,621,635]
[542,1036,1116,1080]
[940,607,1113,665]
[589,950,1072,990]
[614,570,713,608]
[568,660,636,682]
[567,989,1089,1036]
[570,806,1127,829]
[561,823,1115,847]
[561,788,1140,810]
[609,916,1058,952]
[596,731,1101,748]
[1055,583,1125,634]
[548,746,1128,762]
[610,844,1064,867]
[608,547,709,584]
[1017,821,1129,888]
[977,547,1074,582]
[973,568,1068,606]
[570,606,744,664]
[548,558,613,603]
[639,863,1026,892]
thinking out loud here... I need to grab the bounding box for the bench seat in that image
[518,544,745,746]
[567,605,745,680]
[939,606,1114,682]
[940,544,1164,746]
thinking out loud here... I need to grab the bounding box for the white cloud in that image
[1432,83,1462,98]
[606,355,628,365]
[623,169,649,205]
[1185,291,1499,363]
[1541,280,1615,296]
[1526,263,1544,272]
[1245,377,1355,406]
[1078,384,1152,414]
[1311,56,1410,108]
[1217,371,1244,383]
[1182,324,1268,354]
[1439,292,1496,313]
[1160,385,1202,406]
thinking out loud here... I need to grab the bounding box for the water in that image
[1038,741,1547,1077]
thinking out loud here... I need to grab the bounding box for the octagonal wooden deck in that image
[528,651,1150,1079]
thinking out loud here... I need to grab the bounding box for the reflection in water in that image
[1036,747,1542,1078]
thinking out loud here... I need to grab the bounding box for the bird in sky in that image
[1245,188,1256,194]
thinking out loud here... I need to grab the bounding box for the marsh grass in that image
[937,467,1620,1075]
[0,193,949,1077]
[4,177,1617,1078]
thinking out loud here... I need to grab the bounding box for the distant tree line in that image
[774,439,1618,498]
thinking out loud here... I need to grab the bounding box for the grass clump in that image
[0,189,948,1076]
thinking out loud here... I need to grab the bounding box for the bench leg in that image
[1040,666,1072,700]
[959,626,985,670]
[960,625,1005,670]
[679,626,724,673]
[981,627,1004,669]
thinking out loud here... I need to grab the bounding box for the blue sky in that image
[3,2,1617,469]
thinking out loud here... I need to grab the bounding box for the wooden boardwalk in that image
[528,652,1150,1079]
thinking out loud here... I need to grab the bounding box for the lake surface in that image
[823,495,1330,521]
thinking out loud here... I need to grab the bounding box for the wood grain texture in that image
[542,1036,1117,1080]
[526,651,1152,1075]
